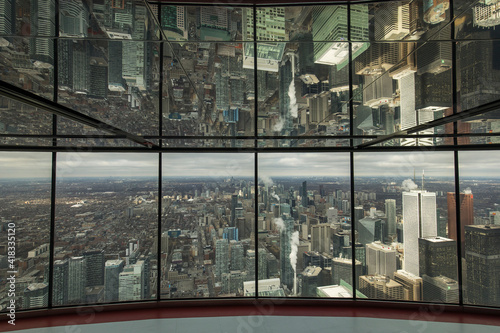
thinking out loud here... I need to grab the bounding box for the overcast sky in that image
[259,153,350,177]
[0,151,498,179]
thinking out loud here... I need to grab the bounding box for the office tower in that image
[29,0,56,64]
[199,6,230,40]
[415,71,452,114]
[355,43,399,76]
[0,0,15,35]
[72,41,90,93]
[359,275,404,300]
[223,227,239,241]
[385,199,397,236]
[423,275,459,303]
[242,7,286,72]
[447,190,474,257]
[361,74,394,109]
[258,249,269,280]
[419,237,457,280]
[327,208,338,225]
[473,2,500,27]
[393,269,423,301]
[354,206,365,228]
[458,30,500,111]
[374,2,410,40]
[402,190,437,276]
[53,259,69,306]
[280,217,295,290]
[312,5,369,68]
[231,194,238,226]
[417,28,452,75]
[60,0,89,37]
[408,0,425,39]
[301,266,322,297]
[119,260,145,301]
[58,40,74,90]
[311,224,331,254]
[342,243,366,273]
[332,257,361,286]
[333,231,350,257]
[300,181,307,207]
[278,56,294,132]
[160,6,187,40]
[357,217,383,245]
[366,242,397,278]
[23,283,49,309]
[68,256,87,304]
[215,239,230,278]
[423,0,449,25]
[246,249,256,279]
[83,250,105,287]
[104,259,124,302]
[89,58,108,99]
[108,41,124,89]
[464,225,500,306]
[230,242,244,271]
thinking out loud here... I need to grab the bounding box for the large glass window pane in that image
[352,39,452,147]
[59,0,160,40]
[352,0,450,42]
[57,40,160,138]
[161,153,254,298]
[354,151,457,302]
[258,153,351,297]
[0,95,52,146]
[161,6,244,42]
[459,151,500,307]
[162,42,254,142]
[54,153,158,305]
[0,152,52,311]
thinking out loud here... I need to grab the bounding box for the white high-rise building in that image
[119,260,145,301]
[402,190,437,276]
[366,241,397,278]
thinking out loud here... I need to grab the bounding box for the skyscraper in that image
[53,259,68,306]
[119,260,145,301]
[83,250,105,287]
[311,224,331,254]
[359,275,404,300]
[385,199,397,236]
[301,181,308,207]
[230,242,244,271]
[447,190,474,257]
[215,239,230,278]
[246,249,256,279]
[312,5,369,68]
[242,7,286,72]
[419,236,457,280]
[280,216,295,290]
[105,259,125,302]
[68,256,87,304]
[23,283,49,309]
[464,225,500,306]
[231,194,238,226]
[258,249,269,280]
[423,275,459,303]
[366,242,397,278]
[29,0,56,64]
[0,0,15,35]
[393,269,423,301]
[373,2,410,40]
[403,190,437,276]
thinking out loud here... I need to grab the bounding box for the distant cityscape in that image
[0,151,499,309]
